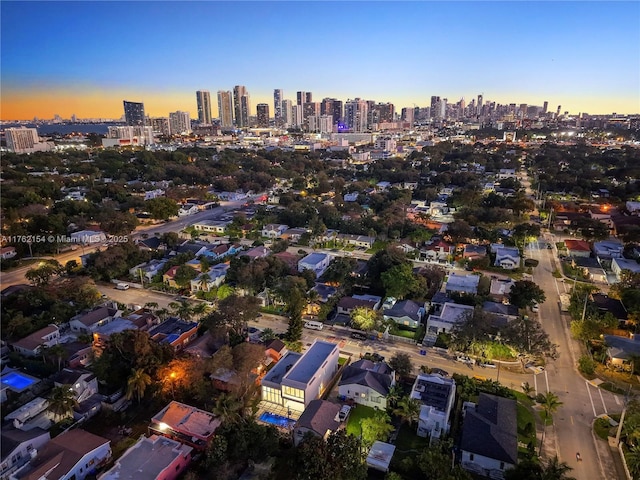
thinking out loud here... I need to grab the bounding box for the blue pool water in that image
[259,411,296,429]
[1,372,37,390]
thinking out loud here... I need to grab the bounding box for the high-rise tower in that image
[273,89,283,126]
[217,91,233,128]
[123,100,145,126]
[256,103,270,127]
[233,85,250,127]
[196,90,212,125]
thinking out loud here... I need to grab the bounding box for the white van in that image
[304,320,324,331]
[115,283,130,290]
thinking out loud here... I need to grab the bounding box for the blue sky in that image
[1,1,639,119]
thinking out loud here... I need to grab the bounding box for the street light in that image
[169,371,177,399]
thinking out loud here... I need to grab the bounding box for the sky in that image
[1,1,639,120]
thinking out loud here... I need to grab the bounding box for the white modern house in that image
[460,393,518,479]
[410,374,456,440]
[611,258,640,282]
[261,340,339,412]
[298,253,332,277]
[338,359,395,409]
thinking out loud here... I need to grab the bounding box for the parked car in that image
[350,331,368,340]
[456,355,475,365]
[365,352,385,362]
[338,405,352,422]
[430,368,450,377]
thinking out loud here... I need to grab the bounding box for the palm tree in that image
[521,381,535,399]
[144,302,159,310]
[386,385,403,409]
[45,344,68,371]
[540,391,563,421]
[211,392,243,425]
[191,302,210,321]
[169,300,194,321]
[541,456,576,480]
[126,368,152,403]
[198,274,211,292]
[626,445,640,479]
[393,396,421,426]
[47,385,77,421]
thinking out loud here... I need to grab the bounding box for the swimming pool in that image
[259,411,296,429]
[1,372,37,391]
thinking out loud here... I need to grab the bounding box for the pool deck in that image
[0,370,40,392]
[256,401,302,430]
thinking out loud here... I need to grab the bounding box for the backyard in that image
[345,404,378,437]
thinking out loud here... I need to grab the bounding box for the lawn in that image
[394,423,429,453]
[516,403,537,451]
[345,405,378,437]
[338,356,349,366]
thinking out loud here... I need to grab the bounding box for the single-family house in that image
[293,400,342,447]
[420,240,454,263]
[494,247,521,270]
[273,251,300,272]
[190,264,229,292]
[281,228,309,243]
[571,256,608,283]
[463,244,487,261]
[178,204,199,217]
[445,273,480,295]
[184,258,202,273]
[337,296,379,316]
[410,374,456,439]
[9,429,111,480]
[261,340,339,412]
[594,240,624,260]
[424,302,475,344]
[1,427,50,480]
[163,266,181,288]
[262,224,289,239]
[564,239,592,258]
[11,325,60,357]
[592,293,628,326]
[298,252,332,277]
[312,283,337,303]
[627,201,640,215]
[489,278,515,304]
[149,318,198,352]
[136,236,164,252]
[336,234,375,249]
[52,369,99,404]
[241,245,270,260]
[69,307,121,334]
[338,359,395,409]
[98,435,192,480]
[460,393,518,479]
[604,334,640,369]
[343,192,359,202]
[62,341,93,369]
[191,219,230,234]
[383,300,425,329]
[482,302,519,328]
[203,243,242,261]
[129,259,168,282]
[0,247,17,260]
[149,401,221,452]
[265,339,288,364]
[611,258,640,282]
[69,230,107,244]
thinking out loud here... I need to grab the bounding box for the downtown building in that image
[343,98,369,132]
[103,126,155,147]
[4,127,52,154]
[123,100,146,126]
[273,89,283,126]
[217,90,234,128]
[196,90,212,125]
[256,103,270,128]
[233,85,251,128]
[169,111,192,135]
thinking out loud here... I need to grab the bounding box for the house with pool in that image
[260,340,340,417]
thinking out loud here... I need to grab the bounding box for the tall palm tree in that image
[211,392,243,425]
[45,344,68,371]
[541,456,576,480]
[169,300,194,321]
[47,385,77,421]
[393,396,421,426]
[126,368,152,403]
[191,302,210,321]
[521,381,535,399]
[198,274,211,292]
[540,391,563,421]
[626,445,640,479]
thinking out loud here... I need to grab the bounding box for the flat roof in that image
[284,340,337,385]
[300,252,329,265]
[262,352,302,385]
[99,435,192,480]
[366,441,396,472]
[151,401,220,439]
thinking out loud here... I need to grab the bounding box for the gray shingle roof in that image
[295,399,341,435]
[460,393,518,464]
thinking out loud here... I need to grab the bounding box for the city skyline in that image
[1,1,639,120]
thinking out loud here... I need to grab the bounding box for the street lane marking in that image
[585,381,598,417]
[571,416,574,425]
[615,395,621,406]
[544,370,550,393]
[533,374,538,396]
[598,389,607,414]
